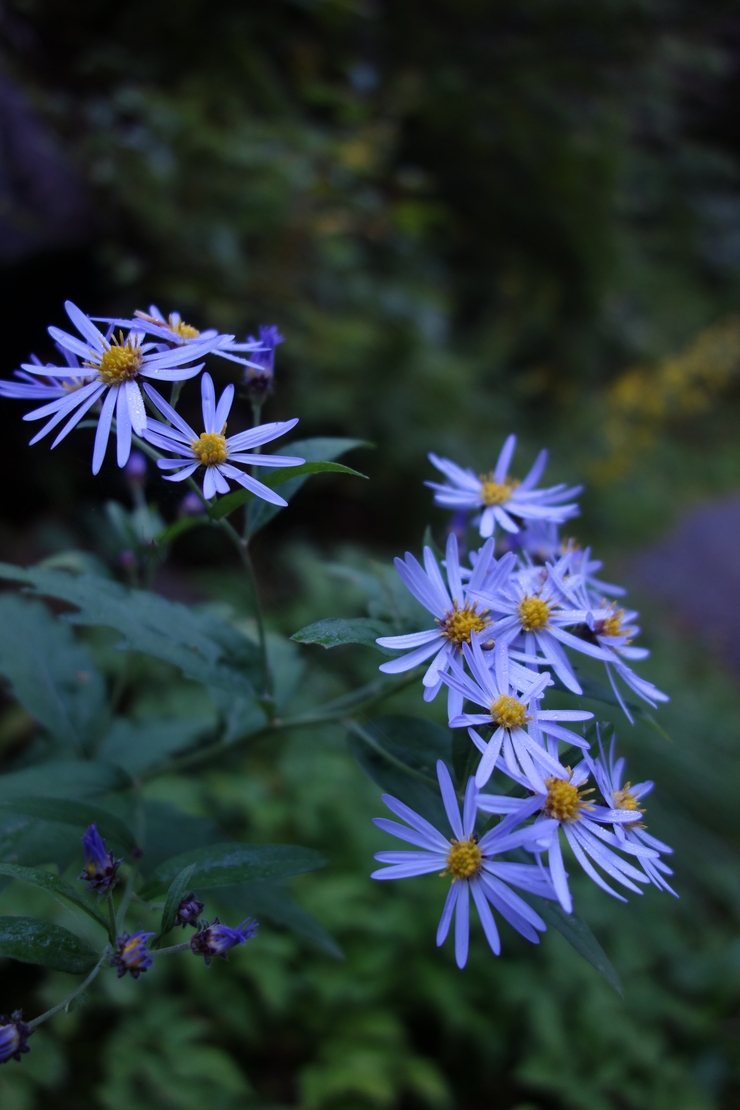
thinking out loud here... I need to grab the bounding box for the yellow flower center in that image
[613,783,646,827]
[121,937,147,967]
[543,776,593,823]
[490,694,529,730]
[167,315,200,340]
[192,432,228,467]
[437,603,491,649]
[92,334,143,385]
[479,472,516,506]
[518,595,551,632]
[598,607,626,638]
[442,836,482,880]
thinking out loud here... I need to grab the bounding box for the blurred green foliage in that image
[1,1,740,1108]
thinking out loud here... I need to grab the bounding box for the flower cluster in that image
[0,301,303,500]
[372,436,675,967]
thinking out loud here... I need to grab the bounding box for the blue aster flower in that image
[141,372,304,503]
[112,931,155,979]
[19,301,222,473]
[79,824,121,894]
[477,755,658,913]
[190,917,258,966]
[372,760,557,968]
[586,734,677,896]
[0,1012,31,1065]
[427,435,582,539]
[442,634,593,788]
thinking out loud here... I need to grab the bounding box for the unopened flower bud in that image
[79,824,121,894]
[112,931,155,979]
[0,1012,31,1065]
[175,891,204,928]
[179,491,204,517]
[125,450,147,484]
[241,325,283,402]
[190,917,257,966]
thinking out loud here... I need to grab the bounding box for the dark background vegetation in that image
[3,1,740,1107]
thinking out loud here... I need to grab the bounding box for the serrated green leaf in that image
[209,459,367,522]
[346,717,451,829]
[0,797,137,851]
[0,863,110,933]
[0,760,131,802]
[0,564,260,696]
[0,916,99,973]
[291,617,393,651]
[155,863,198,944]
[140,842,327,897]
[0,593,106,753]
[245,437,370,535]
[99,716,215,775]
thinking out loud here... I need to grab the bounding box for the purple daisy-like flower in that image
[19,301,223,473]
[442,634,593,788]
[586,734,676,896]
[190,917,258,966]
[79,824,121,894]
[142,372,304,504]
[476,755,659,913]
[372,760,557,968]
[0,1012,32,1065]
[427,435,582,539]
[375,533,515,716]
[112,931,155,979]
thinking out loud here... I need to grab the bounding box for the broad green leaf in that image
[0,916,99,973]
[99,717,215,775]
[291,617,393,651]
[138,802,223,876]
[531,896,624,997]
[0,564,260,696]
[214,880,343,959]
[156,863,198,944]
[0,812,83,869]
[140,842,327,897]
[209,459,367,522]
[0,863,110,933]
[0,760,130,802]
[347,718,450,829]
[0,797,137,851]
[246,437,370,535]
[0,594,106,753]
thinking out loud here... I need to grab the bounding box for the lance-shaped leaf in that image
[214,880,343,959]
[155,863,198,944]
[0,863,110,934]
[99,716,215,776]
[0,797,137,851]
[0,916,99,973]
[140,843,327,898]
[209,457,367,523]
[0,593,106,753]
[0,564,260,696]
[530,896,624,997]
[292,617,394,652]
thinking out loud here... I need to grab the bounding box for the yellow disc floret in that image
[167,315,200,340]
[490,694,529,730]
[598,607,626,639]
[479,472,515,506]
[437,603,491,649]
[92,334,143,385]
[518,595,551,632]
[543,776,593,823]
[442,836,482,880]
[613,783,646,827]
[192,432,228,467]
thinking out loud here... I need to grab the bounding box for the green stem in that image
[27,949,110,1030]
[217,514,273,707]
[106,893,118,943]
[141,668,422,780]
[116,859,140,932]
[150,941,191,958]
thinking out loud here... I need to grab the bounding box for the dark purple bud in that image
[241,325,284,401]
[118,550,136,570]
[179,491,204,517]
[112,931,155,979]
[130,847,144,860]
[79,824,121,894]
[125,450,147,483]
[190,917,257,966]
[0,1012,31,1065]
[175,891,204,928]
